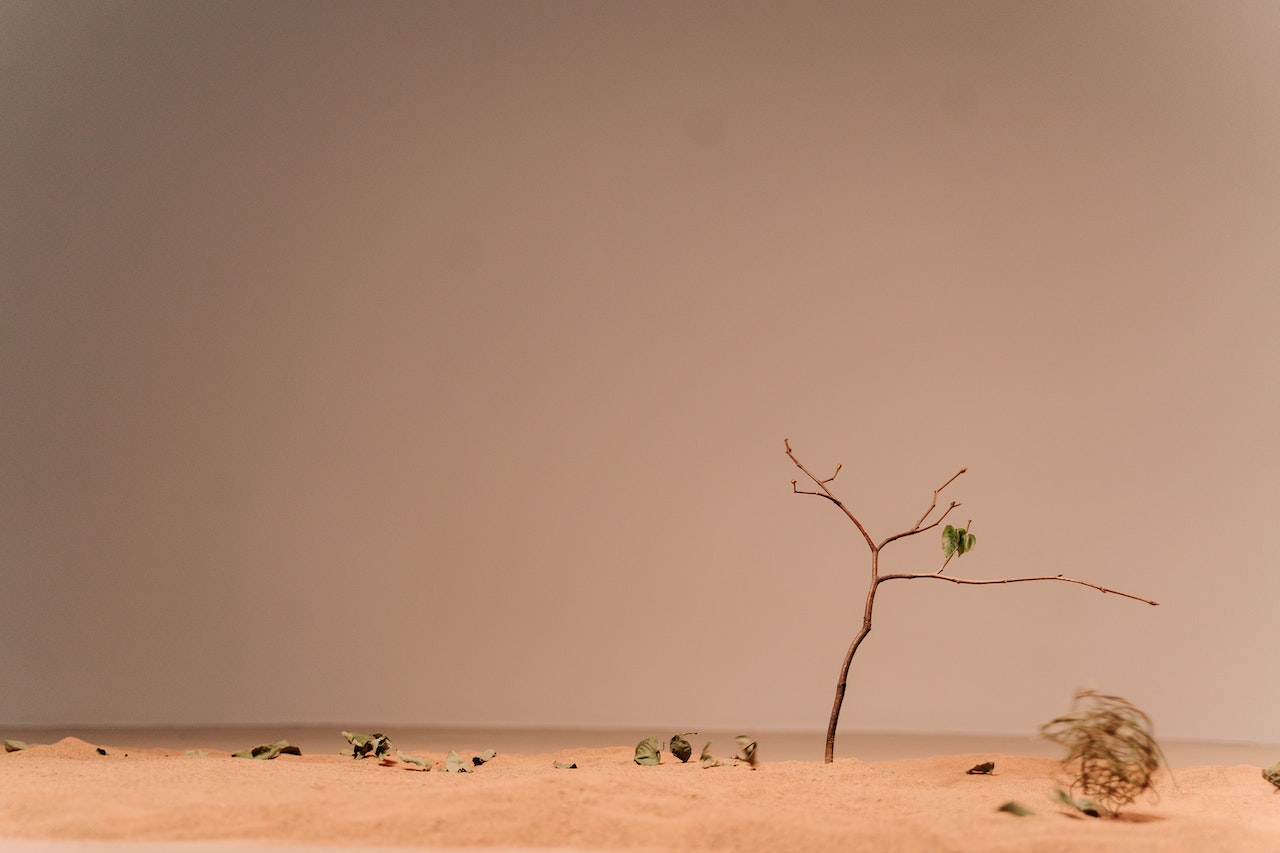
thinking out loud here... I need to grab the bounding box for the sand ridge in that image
[3,738,1279,851]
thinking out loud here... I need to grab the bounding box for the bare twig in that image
[877,571,1159,606]
[914,467,968,528]
[879,501,961,549]
[785,438,875,552]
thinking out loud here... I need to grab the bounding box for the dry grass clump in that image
[1040,689,1165,816]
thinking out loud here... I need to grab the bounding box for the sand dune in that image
[3,738,1279,852]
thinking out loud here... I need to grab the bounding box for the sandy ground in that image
[3,736,1280,852]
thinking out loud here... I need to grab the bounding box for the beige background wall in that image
[3,1,1277,744]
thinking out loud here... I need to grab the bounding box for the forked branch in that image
[785,438,875,551]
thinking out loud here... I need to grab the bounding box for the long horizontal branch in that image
[877,571,1159,606]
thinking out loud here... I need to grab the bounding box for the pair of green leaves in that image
[941,524,976,558]
[232,740,301,760]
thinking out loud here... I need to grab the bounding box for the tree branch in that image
[915,467,967,528]
[785,437,1158,763]
[877,571,1160,606]
[785,438,876,552]
[879,501,961,549]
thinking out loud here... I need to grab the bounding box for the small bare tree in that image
[784,439,1159,764]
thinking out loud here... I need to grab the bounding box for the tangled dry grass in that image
[1040,689,1166,816]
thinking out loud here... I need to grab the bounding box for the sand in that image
[3,737,1279,852]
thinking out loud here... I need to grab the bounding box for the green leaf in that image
[1263,762,1280,789]
[472,749,497,766]
[997,801,1035,816]
[961,531,976,555]
[942,525,958,557]
[669,734,693,763]
[444,750,472,773]
[735,736,758,768]
[634,737,661,766]
[552,760,578,769]
[966,761,995,775]
[699,742,724,768]
[5,740,28,752]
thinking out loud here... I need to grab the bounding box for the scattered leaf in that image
[96,748,108,756]
[184,750,209,757]
[444,750,472,773]
[966,761,995,775]
[998,801,1035,816]
[1054,788,1103,818]
[553,761,578,769]
[669,733,693,763]
[5,740,28,752]
[232,740,301,760]
[699,742,724,768]
[634,737,661,766]
[341,731,394,759]
[1263,762,1280,789]
[395,750,432,770]
[735,736,758,768]
[472,749,497,766]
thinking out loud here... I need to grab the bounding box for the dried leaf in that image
[1263,762,1280,789]
[184,750,209,757]
[4,740,28,752]
[735,736,758,768]
[669,733,693,763]
[553,761,578,769]
[232,740,300,760]
[472,749,497,766]
[396,750,431,770]
[1054,788,1102,818]
[634,737,661,766]
[966,761,995,775]
[699,742,724,768]
[998,801,1035,816]
[444,750,472,773]
[341,731,394,759]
